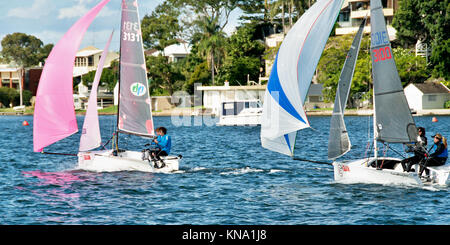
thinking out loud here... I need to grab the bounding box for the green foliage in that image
[184,62,211,94]
[318,33,431,103]
[445,100,450,109]
[393,0,449,80]
[146,55,185,96]
[220,23,265,85]
[0,87,32,107]
[392,47,428,85]
[318,34,372,103]
[82,68,117,92]
[1,33,51,67]
[141,2,181,50]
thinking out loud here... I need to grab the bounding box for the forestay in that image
[370,0,417,143]
[79,31,114,152]
[261,0,344,156]
[33,0,111,152]
[118,0,154,137]
[328,18,366,160]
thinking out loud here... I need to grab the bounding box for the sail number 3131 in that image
[122,21,140,42]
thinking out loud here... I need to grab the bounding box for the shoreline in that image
[2,108,450,116]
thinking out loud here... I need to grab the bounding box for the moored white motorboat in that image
[217,100,262,126]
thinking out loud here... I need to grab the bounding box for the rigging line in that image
[41,151,77,157]
[384,142,407,159]
[292,157,332,166]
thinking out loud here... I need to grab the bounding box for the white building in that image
[197,83,266,116]
[146,40,191,63]
[73,46,119,78]
[197,82,329,116]
[73,46,119,109]
[404,82,450,110]
[0,63,23,90]
[336,0,398,40]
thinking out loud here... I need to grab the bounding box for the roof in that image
[197,85,266,91]
[412,82,450,94]
[148,42,192,57]
[76,46,102,57]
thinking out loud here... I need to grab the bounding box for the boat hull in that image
[217,114,261,126]
[77,150,180,173]
[333,157,450,186]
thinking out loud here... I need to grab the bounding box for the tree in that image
[141,2,181,51]
[82,68,117,92]
[146,55,184,96]
[1,33,50,67]
[194,15,227,85]
[184,62,211,94]
[168,0,239,84]
[220,23,265,85]
[393,0,449,79]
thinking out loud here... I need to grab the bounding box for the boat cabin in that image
[222,100,262,116]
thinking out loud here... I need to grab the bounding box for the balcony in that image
[350,8,393,19]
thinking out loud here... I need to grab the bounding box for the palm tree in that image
[195,15,226,85]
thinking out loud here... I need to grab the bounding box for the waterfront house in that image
[0,64,23,90]
[73,46,119,79]
[145,39,191,63]
[336,0,398,40]
[73,46,118,109]
[404,82,450,110]
[0,63,43,100]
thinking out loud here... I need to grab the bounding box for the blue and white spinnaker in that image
[261,0,344,156]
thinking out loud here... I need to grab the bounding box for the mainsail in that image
[328,18,366,160]
[261,0,344,156]
[79,31,114,152]
[370,0,417,143]
[117,0,154,137]
[33,0,111,152]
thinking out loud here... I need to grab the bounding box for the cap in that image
[432,133,442,139]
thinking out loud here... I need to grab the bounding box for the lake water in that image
[0,115,449,225]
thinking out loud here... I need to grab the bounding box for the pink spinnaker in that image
[33,0,111,152]
[79,31,114,152]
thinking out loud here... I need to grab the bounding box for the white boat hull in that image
[77,150,180,173]
[333,157,450,186]
[217,114,261,126]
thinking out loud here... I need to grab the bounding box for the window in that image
[88,56,94,67]
[428,95,436,102]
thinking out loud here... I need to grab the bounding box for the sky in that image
[0,0,242,52]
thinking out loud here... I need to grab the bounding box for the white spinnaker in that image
[261,0,344,156]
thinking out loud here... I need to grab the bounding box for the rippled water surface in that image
[1,115,449,224]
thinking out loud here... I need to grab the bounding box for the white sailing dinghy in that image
[33,0,181,173]
[329,0,449,186]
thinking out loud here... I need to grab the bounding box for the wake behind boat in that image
[33,0,181,173]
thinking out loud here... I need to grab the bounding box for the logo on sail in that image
[130,82,146,96]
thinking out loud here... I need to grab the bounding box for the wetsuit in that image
[419,141,448,177]
[401,135,427,172]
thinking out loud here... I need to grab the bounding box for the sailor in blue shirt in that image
[419,133,448,178]
[149,127,171,168]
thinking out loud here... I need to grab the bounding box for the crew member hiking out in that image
[401,127,427,172]
[143,127,171,169]
[419,133,448,179]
